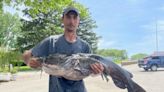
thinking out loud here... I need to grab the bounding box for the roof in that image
[151,51,164,56]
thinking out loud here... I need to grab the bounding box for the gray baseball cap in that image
[63,7,79,16]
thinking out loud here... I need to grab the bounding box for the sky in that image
[76,0,164,56]
[3,0,164,56]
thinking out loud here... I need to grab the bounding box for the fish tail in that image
[127,80,146,92]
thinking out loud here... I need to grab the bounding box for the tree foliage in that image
[96,49,128,60]
[15,0,99,53]
[131,53,148,60]
[0,0,99,53]
[0,12,22,49]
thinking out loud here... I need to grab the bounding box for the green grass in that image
[114,60,122,64]
[0,66,35,73]
[15,66,33,72]
[0,68,9,73]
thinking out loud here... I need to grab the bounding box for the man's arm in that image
[22,50,41,68]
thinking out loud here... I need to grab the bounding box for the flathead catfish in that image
[37,53,146,92]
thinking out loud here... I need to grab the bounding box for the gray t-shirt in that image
[31,35,91,92]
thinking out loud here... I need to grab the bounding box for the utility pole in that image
[155,17,159,52]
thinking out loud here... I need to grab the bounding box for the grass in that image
[0,66,35,73]
[114,60,122,64]
[15,66,33,72]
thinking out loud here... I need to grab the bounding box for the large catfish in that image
[36,53,146,92]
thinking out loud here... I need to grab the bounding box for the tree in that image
[96,49,128,62]
[16,0,99,52]
[0,0,13,13]
[0,0,2,13]
[131,53,148,60]
[77,16,100,53]
[0,47,22,72]
[0,12,22,49]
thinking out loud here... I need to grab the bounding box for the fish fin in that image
[103,73,109,82]
[101,73,104,80]
[124,69,133,78]
[112,78,127,89]
[40,68,43,79]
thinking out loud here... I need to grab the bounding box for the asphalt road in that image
[0,64,164,92]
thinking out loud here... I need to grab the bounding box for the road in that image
[0,64,164,92]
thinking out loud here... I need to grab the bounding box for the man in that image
[22,7,104,92]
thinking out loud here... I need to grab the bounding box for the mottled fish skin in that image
[37,53,146,92]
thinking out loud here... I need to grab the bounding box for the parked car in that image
[138,55,164,71]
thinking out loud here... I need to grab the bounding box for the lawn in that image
[15,66,33,71]
[0,66,35,73]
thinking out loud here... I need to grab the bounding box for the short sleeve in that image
[84,43,92,54]
[31,37,50,57]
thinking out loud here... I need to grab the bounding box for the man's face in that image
[62,11,80,32]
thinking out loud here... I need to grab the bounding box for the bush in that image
[15,66,33,71]
[0,48,22,72]
[10,60,24,67]
[10,68,18,74]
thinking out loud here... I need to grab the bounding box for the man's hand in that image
[28,58,41,68]
[90,62,104,74]
[22,50,32,64]
[22,50,41,68]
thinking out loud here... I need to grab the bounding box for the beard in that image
[67,29,74,32]
[65,25,77,32]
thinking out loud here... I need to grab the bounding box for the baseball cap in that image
[63,7,79,17]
